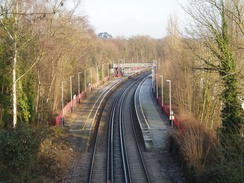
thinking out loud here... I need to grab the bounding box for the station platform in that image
[138,76,170,150]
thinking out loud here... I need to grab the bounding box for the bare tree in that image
[185,0,243,136]
[0,0,59,127]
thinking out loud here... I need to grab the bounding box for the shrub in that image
[171,121,217,176]
[0,123,46,182]
[32,127,74,182]
[170,120,244,183]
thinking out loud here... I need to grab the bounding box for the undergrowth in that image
[0,124,73,183]
[170,118,243,183]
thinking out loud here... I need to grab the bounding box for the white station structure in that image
[111,62,154,75]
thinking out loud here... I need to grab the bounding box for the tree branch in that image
[0,19,14,40]
[15,53,43,83]
[192,67,219,71]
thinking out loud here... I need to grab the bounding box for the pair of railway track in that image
[70,79,126,182]
[82,79,125,151]
[88,73,151,183]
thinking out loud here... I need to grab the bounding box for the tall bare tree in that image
[186,0,243,138]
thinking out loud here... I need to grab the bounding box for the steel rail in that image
[107,77,140,183]
[71,79,124,182]
[85,78,127,152]
[88,73,150,183]
[87,78,132,183]
[134,76,150,130]
[109,73,150,183]
[130,99,151,183]
[82,79,122,131]
[118,84,134,183]
[87,80,125,183]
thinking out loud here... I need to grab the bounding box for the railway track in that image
[82,79,125,151]
[88,73,151,183]
[70,78,125,182]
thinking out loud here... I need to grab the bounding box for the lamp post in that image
[155,60,159,99]
[160,75,164,106]
[90,67,92,84]
[108,63,110,79]
[70,75,74,110]
[101,64,104,81]
[61,81,65,126]
[84,70,87,93]
[117,60,119,76]
[78,72,82,103]
[156,73,159,99]
[166,80,173,127]
[61,80,69,126]
[123,58,126,75]
[153,60,157,96]
[96,65,99,84]
[152,63,155,93]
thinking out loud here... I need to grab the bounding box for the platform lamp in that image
[70,75,74,111]
[160,75,164,106]
[166,79,174,127]
[78,72,83,103]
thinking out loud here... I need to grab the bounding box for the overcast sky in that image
[77,0,188,39]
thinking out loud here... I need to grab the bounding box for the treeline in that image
[157,1,243,182]
[0,0,163,128]
[0,0,243,182]
[0,1,164,181]
[159,1,244,132]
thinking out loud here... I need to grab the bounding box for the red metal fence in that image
[55,70,147,126]
[55,75,112,125]
[157,97,183,130]
[55,91,84,125]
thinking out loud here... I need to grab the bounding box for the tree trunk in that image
[13,1,19,128]
[13,40,17,127]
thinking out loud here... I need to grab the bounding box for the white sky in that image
[76,0,188,39]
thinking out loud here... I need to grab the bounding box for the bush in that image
[202,134,244,183]
[170,121,244,183]
[0,123,46,182]
[172,121,216,175]
[201,158,243,183]
[32,127,74,183]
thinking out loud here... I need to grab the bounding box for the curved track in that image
[88,73,151,183]
[82,78,125,152]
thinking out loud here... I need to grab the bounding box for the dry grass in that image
[171,115,217,176]
[32,127,74,183]
[170,114,244,183]
[173,122,216,175]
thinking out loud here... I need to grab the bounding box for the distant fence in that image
[55,75,121,125]
[55,91,84,126]
[55,67,148,126]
